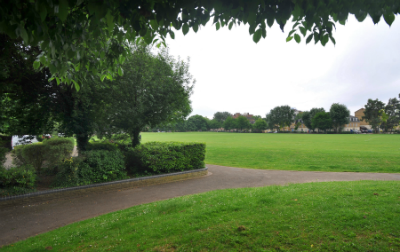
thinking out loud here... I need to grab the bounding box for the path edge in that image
[0,167,208,207]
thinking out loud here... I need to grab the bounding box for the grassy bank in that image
[2,181,400,251]
[141,132,400,173]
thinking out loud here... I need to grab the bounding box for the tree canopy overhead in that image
[1,0,398,88]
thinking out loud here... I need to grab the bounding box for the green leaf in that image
[55,77,60,85]
[182,24,189,35]
[286,36,293,42]
[216,22,220,31]
[40,4,47,21]
[150,19,158,30]
[299,27,307,37]
[306,34,313,44]
[58,0,68,22]
[253,29,262,43]
[329,35,336,45]
[383,13,395,26]
[18,25,29,43]
[100,74,106,82]
[294,34,301,43]
[288,30,296,37]
[33,61,40,70]
[193,24,198,33]
[321,34,329,46]
[72,80,80,91]
[105,12,114,33]
[228,21,233,30]
[118,66,123,76]
[267,18,274,28]
[169,30,175,39]
[261,28,266,38]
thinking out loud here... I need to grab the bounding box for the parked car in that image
[11,135,38,149]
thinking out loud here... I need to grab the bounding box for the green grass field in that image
[142,132,400,173]
[3,181,400,251]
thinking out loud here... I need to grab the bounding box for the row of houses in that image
[230,109,391,132]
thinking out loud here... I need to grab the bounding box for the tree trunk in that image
[76,134,89,152]
[130,128,141,148]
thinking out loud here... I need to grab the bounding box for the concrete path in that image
[1,164,400,246]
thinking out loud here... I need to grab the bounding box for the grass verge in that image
[2,181,400,251]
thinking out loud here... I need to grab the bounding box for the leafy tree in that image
[186,115,209,132]
[213,112,232,123]
[253,119,268,132]
[329,103,350,133]
[301,111,312,132]
[362,99,385,133]
[311,112,332,133]
[223,117,237,131]
[236,116,251,132]
[1,1,398,87]
[381,97,400,132]
[208,119,222,129]
[265,105,294,131]
[109,45,193,147]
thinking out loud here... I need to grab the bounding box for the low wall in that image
[0,167,208,207]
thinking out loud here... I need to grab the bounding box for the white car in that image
[11,135,38,149]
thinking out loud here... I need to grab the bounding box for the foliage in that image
[185,115,209,132]
[311,112,333,133]
[1,1,398,87]
[125,142,206,174]
[0,147,7,167]
[86,142,119,152]
[54,150,127,187]
[329,103,350,132]
[5,181,400,251]
[301,111,312,131]
[0,164,36,196]
[213,112,232,123]
[362,99,386,133]
[265,105,294,131]
[253,119,268,132]
[381,96,400,132]
[15,143,46,173]
[108,45,193,147]
[236,116,252,131]
[43,137,74,168]
[208,119,222,129]
[223,116,237,131]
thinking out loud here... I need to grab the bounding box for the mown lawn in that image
[2,181,400,251]
[142,132,400,173]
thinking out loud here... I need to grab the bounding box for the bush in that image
[18,143,46,173]
[126,142,206,174]
[86,142,119,152]
[0,164,37,196]
[54,150,127,187]
[43,137,74,168]
[0,147,7,167]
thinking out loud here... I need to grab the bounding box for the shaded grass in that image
[141,132,400,173]
[2,181,400,251]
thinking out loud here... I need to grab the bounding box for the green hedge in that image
[0,164,37,196]
[86,142,119,152]
[54,150,127,187]
[0,147,7,168]
[126,142,206,174]
[12,138,74,172]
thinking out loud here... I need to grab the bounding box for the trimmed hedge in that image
[0,164,37,196]
[126,142,206,174]
[12,137,74,172]
[86,142,119,152]
[54,150,128,187]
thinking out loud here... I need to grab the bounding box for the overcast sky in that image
[164,15,400,119]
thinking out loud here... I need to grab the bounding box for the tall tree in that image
[236,116,251,132]
[362,99,386,133]
[381,97,400,132]
[253,118,268,132]
[312,112,332,133]
[265,105,295,131]
[186,115,209,132]
[213,112,232,123]
[110,45,194,147]
[329,103,350,133]
[301,111,312,132]
[223,117,237,131]
[208,119,222,129]
[1,1,398,88]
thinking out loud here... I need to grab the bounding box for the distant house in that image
[343,115,361,131]
[232,112,256,124]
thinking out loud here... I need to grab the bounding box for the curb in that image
[0,167,208,207]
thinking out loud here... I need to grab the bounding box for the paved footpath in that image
[1,164,400,246]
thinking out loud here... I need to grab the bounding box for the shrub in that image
[44,137,74,167]
[0,164,37,196]
[0,147,7,167]
[54,150,127,187]
[126,142,206,174]
[86,142,119,152]
[19,143,46,173]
